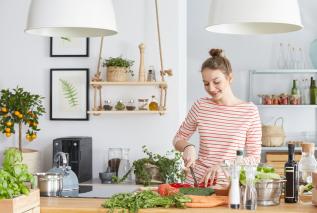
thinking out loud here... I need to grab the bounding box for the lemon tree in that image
[0,87,45,151]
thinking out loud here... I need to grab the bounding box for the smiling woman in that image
[173,48,262,188]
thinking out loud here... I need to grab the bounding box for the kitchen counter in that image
[40,197,316,213]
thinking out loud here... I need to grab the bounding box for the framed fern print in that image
[50,69,89,120]
[50,37,89,57]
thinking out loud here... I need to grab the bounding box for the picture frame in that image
[50,68,89,120]
[50,37,89,57]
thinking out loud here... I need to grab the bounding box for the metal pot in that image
[35,172,63,197]
[255,179,285,206]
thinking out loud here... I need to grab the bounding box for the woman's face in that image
[201,68,232,101]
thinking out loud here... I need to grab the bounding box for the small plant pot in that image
[135,163,163,185]
[106,66,129,82]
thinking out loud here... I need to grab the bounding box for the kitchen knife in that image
[189,166,198,187]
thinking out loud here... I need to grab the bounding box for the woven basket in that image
[106,66,128,82]
[262,117,285,147]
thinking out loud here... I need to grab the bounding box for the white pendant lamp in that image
[206,0,303,35]
[25,0,118,37]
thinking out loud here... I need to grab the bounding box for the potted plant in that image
[0,148,40,212]
[133,146,185,186]
[0,87,45,173]
[103,56,134,82]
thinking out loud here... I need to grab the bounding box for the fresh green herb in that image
[112,168,132,184]
[103,57,134,76]
[0,148,34,199]
[133,146,185,186]
[102,190,191,213]
[303,183,313,193]
[240,165,281,185]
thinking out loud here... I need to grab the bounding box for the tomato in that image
[158,184,179,196]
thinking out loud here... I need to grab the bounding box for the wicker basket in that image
[262,117,285,147]
[106,66,128,82]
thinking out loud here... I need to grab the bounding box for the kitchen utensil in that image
[189,166,198,187]
[35,172,63,197]
[99,171,115,184]
[255,179,285,206]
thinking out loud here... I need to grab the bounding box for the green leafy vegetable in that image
[102,190,191,213]
[179,187,214,196]
[240,165,281,185]
[0,148,34,199]
[59,79,79,107]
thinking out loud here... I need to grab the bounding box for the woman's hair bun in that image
[209,48,223,58]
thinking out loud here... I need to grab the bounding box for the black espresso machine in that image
[53,137,92,183]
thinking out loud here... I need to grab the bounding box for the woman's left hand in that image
[200,165,220,187]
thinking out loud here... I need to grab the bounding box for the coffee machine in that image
[53,137,92,182]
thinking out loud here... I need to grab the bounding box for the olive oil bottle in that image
[284,143,299,203]
[149,96,159,111]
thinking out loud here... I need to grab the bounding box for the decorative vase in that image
[21,148,40,174]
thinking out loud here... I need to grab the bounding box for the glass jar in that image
[108,148,122,177]
[126,99,136,111]
[290,94,300,105]
[138,98,148,110]
[103,99,113,111]
[279,93,289,105]
[115,100,125,111]
[262,95,272,105]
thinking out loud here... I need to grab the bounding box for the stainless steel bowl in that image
[255,180,284,206]
[35,172,63,197]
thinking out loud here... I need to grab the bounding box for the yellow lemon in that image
[14,111,20,116]
[1,107,8,113]
[31,134,37,140]
[26,134,31,141]
[18,114,23,119]
[5,132,11,137]
[5,128,10,133]
[6,121,12,127]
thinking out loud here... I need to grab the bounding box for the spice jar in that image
[272,95,279,105]
[138,98,148,110]
[115,100,126,111]
[263,95,272,105]
[290,95,300,105]
[149,96,159,111]
[126,99,136,111]
[103,99,113,111]
[279,93,289,105]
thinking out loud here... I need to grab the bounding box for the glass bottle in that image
[284,143,299,203]
[242,165,257,210]
[149,95,159,111]
[118,148,131,183]
[108,148,122,177]
[310,77,317,104]
[290,80,300,104]
[277,43,286,69]
[126,99,136,111]
[301,78,310,105]
[298,143,317,185]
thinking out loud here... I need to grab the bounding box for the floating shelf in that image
[250,69,317,74]
[256,104,317,108]
[90,81,167,86]
[87,110,166,115]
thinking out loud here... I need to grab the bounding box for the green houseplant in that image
[103,56,134,82]
[0,87,45,152]
[133,146,185,186]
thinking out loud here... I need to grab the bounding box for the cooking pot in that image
[35,172,63,197]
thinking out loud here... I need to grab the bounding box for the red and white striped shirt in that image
[173,97,262,185]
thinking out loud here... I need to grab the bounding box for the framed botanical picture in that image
[50,37,89,57]
[50,69,89,120]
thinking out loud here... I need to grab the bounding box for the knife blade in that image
[189,166,198,187]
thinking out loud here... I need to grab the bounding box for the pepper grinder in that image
[138,43,145,82]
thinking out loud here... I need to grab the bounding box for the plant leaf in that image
[59,79,79,107]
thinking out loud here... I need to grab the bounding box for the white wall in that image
[188,0,317,144]
[0,0,187,177]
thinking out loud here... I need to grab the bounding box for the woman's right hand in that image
[182,145,196,168]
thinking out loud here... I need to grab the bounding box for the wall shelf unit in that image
[88,110,166,115]
[90,81,167,86]
[256,104,317,109]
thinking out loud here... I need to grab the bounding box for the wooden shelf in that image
[256,104,317,108]
[87,110,166,115]
[90,81,167,86]
[250,69,317,74]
